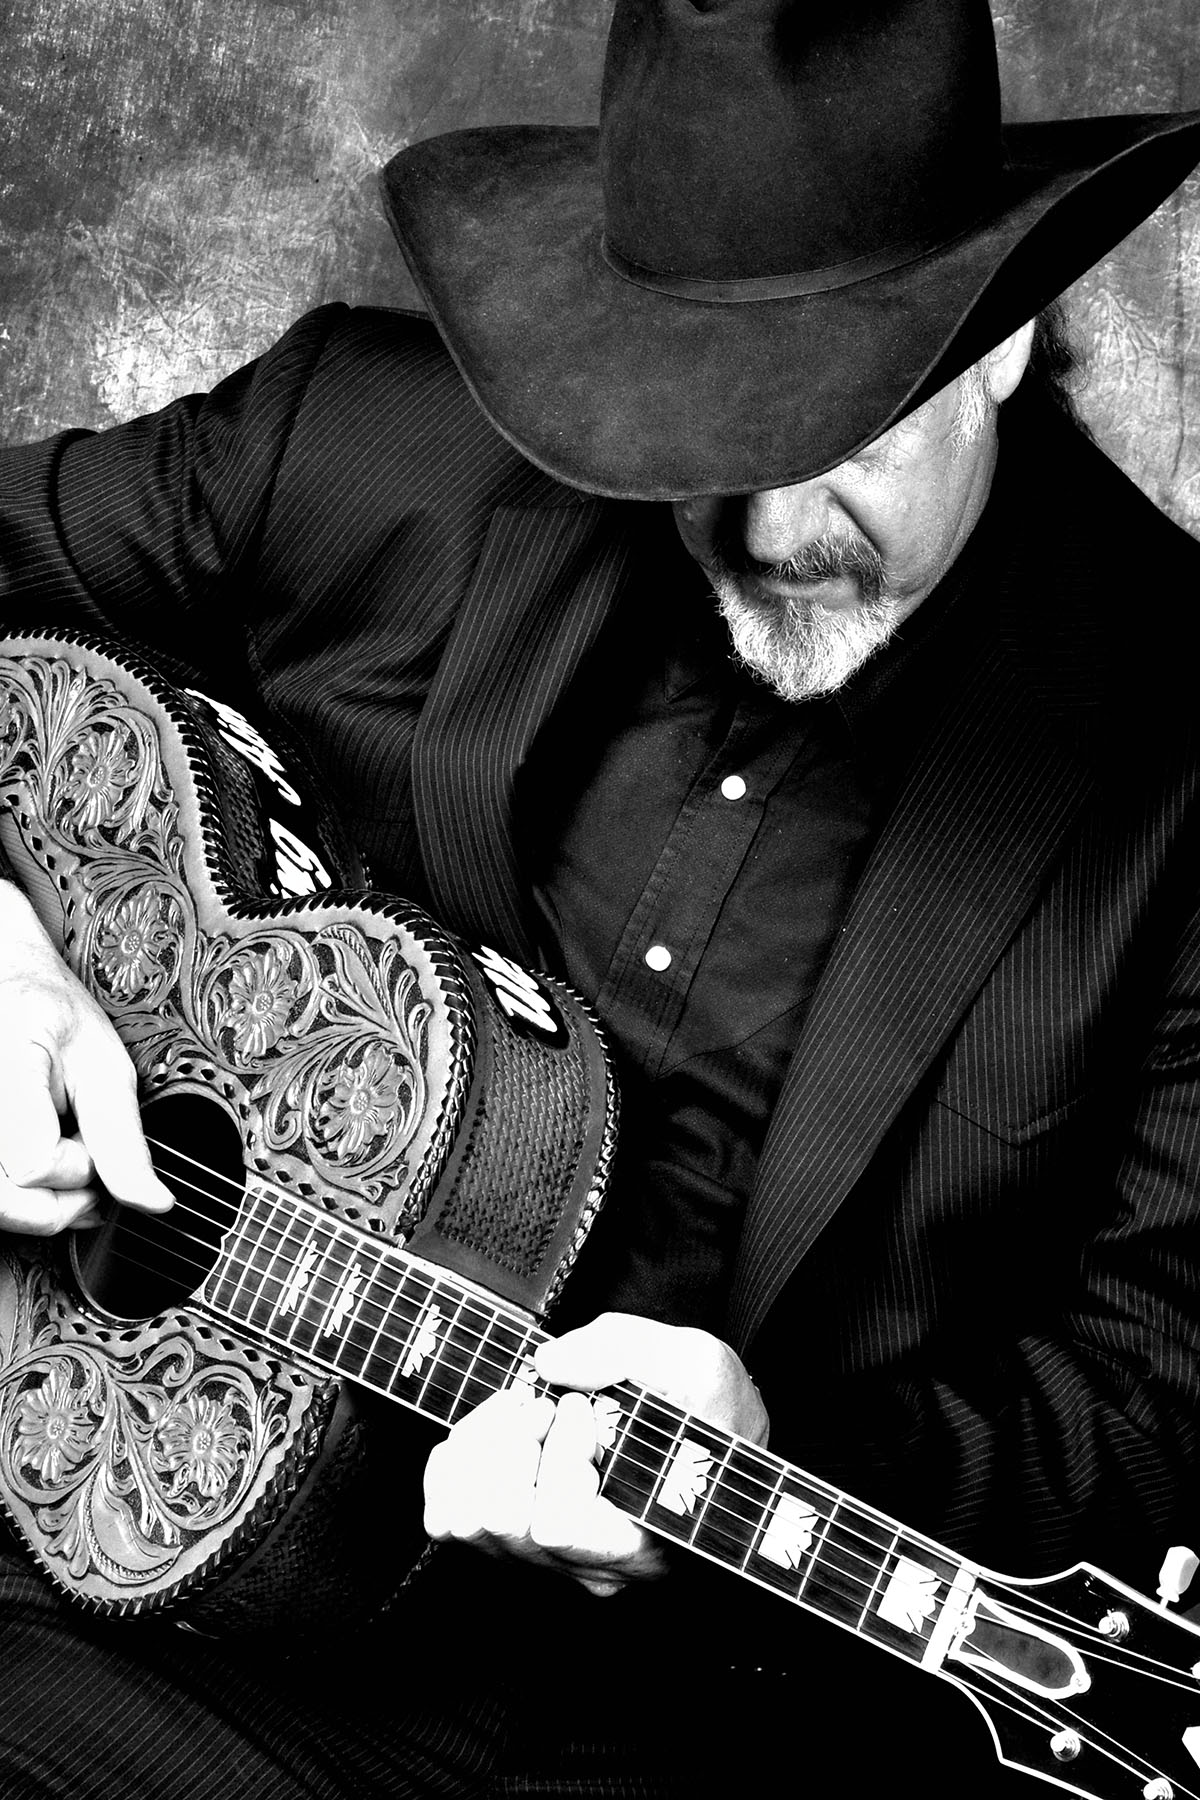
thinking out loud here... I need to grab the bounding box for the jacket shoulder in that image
[278,305,584,513]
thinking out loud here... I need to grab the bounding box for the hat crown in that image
[600,0,1003,287]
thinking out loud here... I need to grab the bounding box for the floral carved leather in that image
[0,631,616,1623]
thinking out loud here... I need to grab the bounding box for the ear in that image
[982,319,1036,404]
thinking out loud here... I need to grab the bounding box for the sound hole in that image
[71,1092,246,1323]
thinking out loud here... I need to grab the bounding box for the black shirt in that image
[519,511,971,1333]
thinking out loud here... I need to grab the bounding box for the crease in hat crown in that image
[598,0,1005,297]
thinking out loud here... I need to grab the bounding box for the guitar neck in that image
[202,1182,977,1671]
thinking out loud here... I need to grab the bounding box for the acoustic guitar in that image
[1,628,1199,1800]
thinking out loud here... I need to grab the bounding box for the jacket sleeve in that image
[0,304,351,691]
[0,304,441,1574]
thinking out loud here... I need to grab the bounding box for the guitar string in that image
[964,1661,1200,1800]
[59,1193,1200,1792]
[58,1128,1200,1800]
[79,1211,1200,1709]
[915,1664,1191,1798]
[99,1153,1200,1691]
[91,1144,1200,1693]
[74,1197,979,1626]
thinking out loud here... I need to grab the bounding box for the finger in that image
[68,1054,173,1215]
[536,1389,601,1484]
[0,1176,103,1236]
[534,1316,769,1443]
[533,1312,663,1392]
[0,1042,90,1189]
[529,1393,647,1567]
[423,1390,554,1543]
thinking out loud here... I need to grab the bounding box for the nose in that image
[741,483,830,567]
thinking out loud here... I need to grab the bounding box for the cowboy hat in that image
[380,0,1200,502]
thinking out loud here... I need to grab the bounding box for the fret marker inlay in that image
[402,1300,443,1378]
[878,1557,941,1633]
[759,1494,819,1570]
[324,1261,364,1338]
[278,1240,319,1316]
[659,1439,712,1517]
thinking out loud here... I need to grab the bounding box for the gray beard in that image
[709,533,901,702]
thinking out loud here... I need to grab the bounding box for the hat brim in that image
[381,114,1200,500]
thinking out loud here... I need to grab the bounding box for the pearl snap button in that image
[644,944,673,972]
[720,774,747,800]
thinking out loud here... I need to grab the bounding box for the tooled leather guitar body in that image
[0,629,617,1627]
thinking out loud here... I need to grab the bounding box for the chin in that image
[718,585,903,702]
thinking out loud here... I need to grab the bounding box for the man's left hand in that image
[422,1312,769,1598]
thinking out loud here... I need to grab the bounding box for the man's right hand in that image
[0,882,173,1234]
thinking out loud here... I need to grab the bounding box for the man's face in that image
[672,368,999,701]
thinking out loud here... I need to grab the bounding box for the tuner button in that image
[1050,1732,1082,1763]
[1143,1781,1173,1800]
[1098,1609,1131,1640]
[1157,1547,1199,1606]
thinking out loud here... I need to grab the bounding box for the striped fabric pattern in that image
[2,305,1200,1604]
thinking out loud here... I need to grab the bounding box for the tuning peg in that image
[1157,1546,1200,1607]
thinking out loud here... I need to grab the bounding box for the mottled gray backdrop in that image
[2,1,1198,531]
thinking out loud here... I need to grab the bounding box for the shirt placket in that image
[594,705,815,1081]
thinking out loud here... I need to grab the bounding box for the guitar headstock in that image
[943,1561,1200,1800]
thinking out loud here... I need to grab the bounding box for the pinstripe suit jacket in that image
[3,303,1200,1590]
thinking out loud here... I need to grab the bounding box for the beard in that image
[706,531,902,703]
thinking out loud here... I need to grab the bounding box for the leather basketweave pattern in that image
[437,1001,592,1277]
[0,628,618,1629]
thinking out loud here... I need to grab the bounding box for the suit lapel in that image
[727,596,1099,1352]
[411,498,637,963]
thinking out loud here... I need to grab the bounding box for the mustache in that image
[710,527,888,606]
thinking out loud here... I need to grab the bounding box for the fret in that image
[192,1174,990,1691]
[274,1215,335,1356]
[797,1492,838,1603]
[203,1185,284,1328]
[799,1496,896,1635]
[649,1415,740,1551]
[687,1435,735,1550]
[355,1253,411,1391]
[599,1393,727,1548]
[512,1323,545,1391]
[445,1305,491,1420]
[740,1463,838,1602]
[856,1526,902,1629]
[237,1196,296,1335]
[853,1530,968,1665]
[594,1388,640,1500]
[324,1241,392,1377]
[386,1267,448,1406]
[460,1309,538,1418]
[646,1408,693,1520]
[597,1390,663,1520]
[203,1186,262,1319]
[197,1182,984,1683]
[310,1226,368,1351]
[418,1282,475,1425]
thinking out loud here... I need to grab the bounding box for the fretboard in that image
[202,1182,977,1668]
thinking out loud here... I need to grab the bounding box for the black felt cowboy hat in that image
[381,0,1200,502]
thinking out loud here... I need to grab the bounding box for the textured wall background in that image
[1,0,1198,531]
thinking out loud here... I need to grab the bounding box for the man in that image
[1,0,1200,1795]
